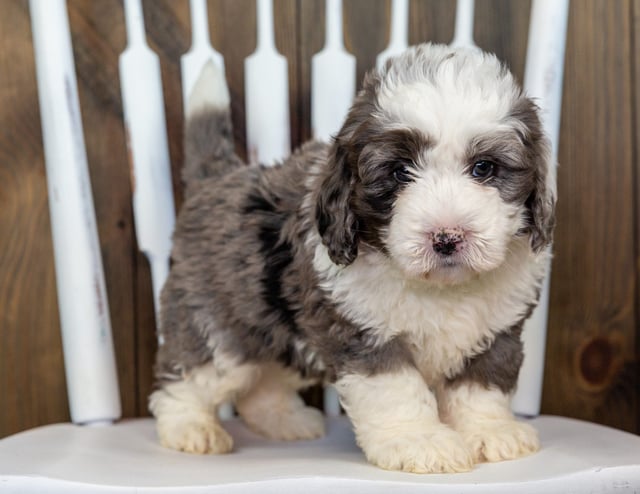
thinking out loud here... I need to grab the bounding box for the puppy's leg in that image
[336,367,473,473]
[439,383,539,463]
[439,328,539,463]
[236,363,324,440]
[150,357,258,454]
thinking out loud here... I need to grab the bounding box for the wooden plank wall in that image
[0,0,638,438]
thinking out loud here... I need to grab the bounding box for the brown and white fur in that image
[150,43,555,473]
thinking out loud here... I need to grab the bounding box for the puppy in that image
[150,43,555,474]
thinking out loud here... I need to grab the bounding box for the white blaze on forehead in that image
[377,80,518,157]
[375,46,522,156]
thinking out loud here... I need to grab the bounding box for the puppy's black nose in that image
[432,229,465,256]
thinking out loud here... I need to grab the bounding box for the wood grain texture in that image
[1,0,639,438]
[409,0,455,46]
[210,0,257,163]
[0,0,69,436]
[634,0,640,435]
[474,0,531,82]
[344,0,388,87]
[273,0,300,150]
[298,0,325,143]
[542,0,638,432]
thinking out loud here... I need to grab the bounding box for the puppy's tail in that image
[182,61,241,186]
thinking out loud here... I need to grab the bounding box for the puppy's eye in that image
[471,160,495,180]
[393,166,413,184]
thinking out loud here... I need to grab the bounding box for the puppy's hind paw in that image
[461,419,539,463]
[157,415,233,454]
[245,405,326,441]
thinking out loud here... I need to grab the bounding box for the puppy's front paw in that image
[460,419,539,463]
[157,415,233,454]
[360,425,474,473]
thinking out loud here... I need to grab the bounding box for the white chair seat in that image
[1,415,638,493]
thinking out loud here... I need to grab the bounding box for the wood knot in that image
[575,334,623,392]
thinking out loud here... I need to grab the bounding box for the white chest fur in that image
[314,239,548,384]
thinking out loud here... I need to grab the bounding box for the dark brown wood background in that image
[1,0,638,438]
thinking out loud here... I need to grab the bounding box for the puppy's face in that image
[316,44,555,285]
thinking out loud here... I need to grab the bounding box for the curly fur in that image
[150,44,555,473]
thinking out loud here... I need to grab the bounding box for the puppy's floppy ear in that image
[315,140,359,266]
[513,97,557,252]
[527,153,556,252]
[314,72,383,266]
[315,69,389,265]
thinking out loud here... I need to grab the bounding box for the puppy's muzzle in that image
[432,228,466,256]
